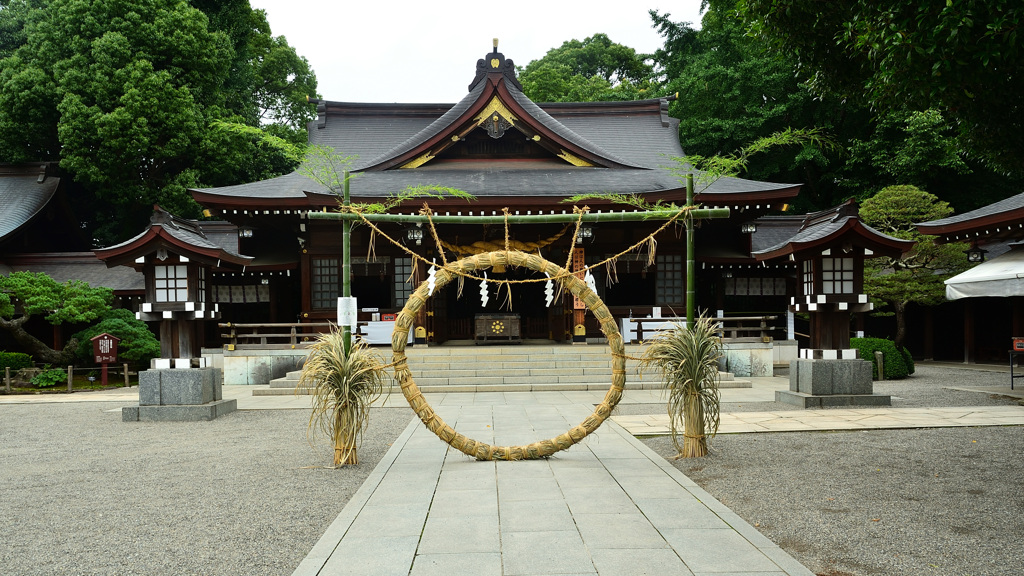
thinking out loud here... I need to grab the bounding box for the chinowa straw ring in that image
[390,250,626,460]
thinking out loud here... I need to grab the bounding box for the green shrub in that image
[32,368,67,388]
[901,347,915,375]
[851,337,910,379]
[0,351,33,371]
[72,309,160,367]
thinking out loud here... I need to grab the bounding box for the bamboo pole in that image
[308,208,730,225]
[341,170,352,355]
[686,174,695,327]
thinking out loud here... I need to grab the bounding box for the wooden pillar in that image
[159,320,174,357]
[177,317,194,358]
[572,247,586,333]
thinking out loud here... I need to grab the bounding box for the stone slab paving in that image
[613,405,1024,435]
[292,399,813,576]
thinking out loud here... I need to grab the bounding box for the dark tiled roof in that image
[0,165,59,243]
[753,203,912,259]
[504,80,642,168]
[95,208,252,267]
[750,215,805,253]
[354,83,486,170]
[192,52,799,206]
[918,191,1024,228]
[3,253,143,292]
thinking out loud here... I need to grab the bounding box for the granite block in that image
[159,368,208,405]
[133,399,237,421]
[121,405,140,421]
[138,370,161,406]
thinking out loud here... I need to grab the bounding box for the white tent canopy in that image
[946,246,1024,300]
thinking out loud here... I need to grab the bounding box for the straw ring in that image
[390,250,626,460]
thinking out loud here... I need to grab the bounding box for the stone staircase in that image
[252,344,752,395]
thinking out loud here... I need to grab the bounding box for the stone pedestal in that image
[123,367,236,422]
[776,358,891,408]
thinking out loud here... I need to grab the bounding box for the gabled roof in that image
[754,200,914,260]
[94,207,252,269]
[916,191,1024,244]
[191,46,800,211]
[0,163,60,244]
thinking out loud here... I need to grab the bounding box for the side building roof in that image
[916,191,1024,244]
[94,207,252,270]
[754,200,914,260]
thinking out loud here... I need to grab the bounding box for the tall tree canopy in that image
[0,0,317,244]
[737,0,1024,173]
[651,6,854,210]
[653,2,1022,213]
[518,33,657,102]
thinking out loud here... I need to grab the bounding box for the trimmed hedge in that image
[0,351,33,372]
[851,337,911,379]
[901,346,915,375]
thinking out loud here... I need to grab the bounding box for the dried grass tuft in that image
[300,329,389,466]
[639,314,722,458]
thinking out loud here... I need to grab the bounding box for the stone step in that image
[258,344,753,393]
[254,377,752,396]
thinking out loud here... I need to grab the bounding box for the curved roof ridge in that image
[354,83,486,171]
[503,79,645,169]
[917,190,1024,228]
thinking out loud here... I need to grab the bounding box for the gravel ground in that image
[641,364,1024,576]
[0,405,413,576]
[2,365,1021,576]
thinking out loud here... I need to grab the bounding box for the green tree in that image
[72,308,160,367]
[518,33,657,102]
[0,0,316,244]
[652,6,855,210]
[840,108,971,198]
[737,0,1024,173]
[654,2,1023,214]
[858,185,971,349]
[0,271,112,364]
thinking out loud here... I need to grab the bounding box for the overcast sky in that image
[248,0,706,103]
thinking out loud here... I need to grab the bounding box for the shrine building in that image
[183,43,803,349]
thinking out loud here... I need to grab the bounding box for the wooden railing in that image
[219,322,334,349]
[628,315,778,343]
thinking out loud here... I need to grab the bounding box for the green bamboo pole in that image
[686,173,695,328]
[341,171,352,354]
[307,208,730,224]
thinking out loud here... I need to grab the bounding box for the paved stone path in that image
[293,399,814,576]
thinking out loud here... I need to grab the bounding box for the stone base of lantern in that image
[123,366,236,422]
[776,358,891,408]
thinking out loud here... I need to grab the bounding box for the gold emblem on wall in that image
[491,58,500,68]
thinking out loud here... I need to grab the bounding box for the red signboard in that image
[91,332,120,364]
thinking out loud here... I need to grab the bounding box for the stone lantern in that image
[754,201,914,407]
